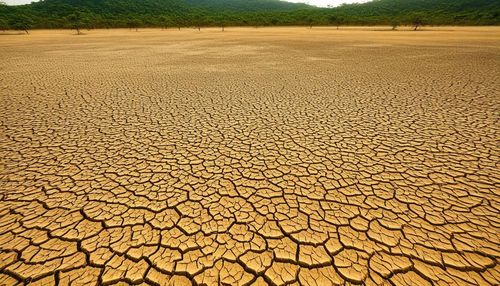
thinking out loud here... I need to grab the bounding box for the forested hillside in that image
[334,0,500,25]
[184,0,309,12]
[0,0,498,31]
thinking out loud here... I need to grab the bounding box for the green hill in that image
[333,0,500,24]
[184,0,310,12]
[0,0,498,31]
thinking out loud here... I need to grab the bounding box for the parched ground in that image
[0,27,499,286]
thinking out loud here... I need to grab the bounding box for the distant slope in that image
[27,0,193,16]
[335,0,500,23]
[338,0,499,13]
[0,0,498,30]
[185,0,310,12]
[335,0,500,25]
[27,0,191,15]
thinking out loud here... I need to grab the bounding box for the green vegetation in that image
[0,0,498,33]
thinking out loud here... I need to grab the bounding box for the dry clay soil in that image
[0,27,499,286]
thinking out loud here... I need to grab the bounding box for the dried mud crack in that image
[0,28,499,286]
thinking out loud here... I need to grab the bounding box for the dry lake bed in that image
[0,27,499,285]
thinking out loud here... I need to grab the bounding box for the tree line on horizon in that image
[0,0,498,34]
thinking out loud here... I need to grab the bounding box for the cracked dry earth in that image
[0,27,499,286]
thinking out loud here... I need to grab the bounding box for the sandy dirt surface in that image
[0,27,499,286]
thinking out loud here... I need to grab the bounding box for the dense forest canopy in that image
[184,0,310,12]
[0,0,499,31]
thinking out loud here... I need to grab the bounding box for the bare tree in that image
[217,16,227,32]
[391,20,399,31]
[306,17,313,29]
[68,12,85,35]
[329,15,343,30]
[174,18,183,31]
[195,15,206,31]
[411,15,424,31]
[9,15,33,34]
[127,18,141,32]
[159,16,170,30]
[0,18,7,31]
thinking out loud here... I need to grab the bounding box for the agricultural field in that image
[0,27,499,285]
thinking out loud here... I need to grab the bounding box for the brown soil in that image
[0,27,499,286]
